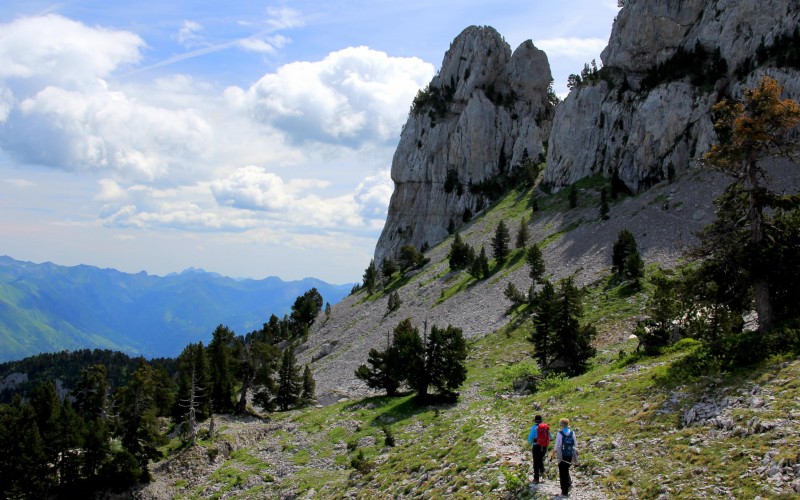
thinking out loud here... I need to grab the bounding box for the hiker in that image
[553,417,577,496]
[527,414,551,483]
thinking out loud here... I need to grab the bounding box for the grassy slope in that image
[155,183,800,499]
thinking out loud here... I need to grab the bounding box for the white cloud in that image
[95,179,128,202]
[4,178,35,188]
[14,85,213,181]
[237,38,276,54]
[265,7,304,30]
[228,46,434,146]
[354,171,393,217]
[211,165,293,212]
[0,87,12,122]
[177,20,204,47]
[534,37,607,59]
[0,14,144,84]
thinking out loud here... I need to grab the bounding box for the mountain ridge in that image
[0,255,353,362]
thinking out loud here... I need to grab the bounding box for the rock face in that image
[373,26,554,265]
[544,0,800,192]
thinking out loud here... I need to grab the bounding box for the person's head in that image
[534,415,542,423]
[559,417,570,428]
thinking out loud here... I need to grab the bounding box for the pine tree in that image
[469,246,490,279]
[424,325,468,398]
[639,271,680,353]
[530,281,557,367]
[387,291,402,313]
[208,325,236,413]
[290,288,323,336]
[118,360,164,481]
[362,259,379,293]
[526,244,546,285]
[233,337,258,415]
[552,277,597,375]
[516,218,531,249]
[355,348,401,396]
[275,347,302,411]
[491,220,511,263]
[174,342,210,432]
[381,257,398,280]
[74,364,110,421]
[568,184,578,209]
[702,75,800,332]
[55,399,84,488]
[388,318,426,394]
[300,365,316,407]
[448,232,474,270]
[612,229,643,282]
[252,341,280,412]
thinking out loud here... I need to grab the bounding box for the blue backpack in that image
[560,429,575,458]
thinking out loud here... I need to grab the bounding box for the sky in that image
[0,1,619,284]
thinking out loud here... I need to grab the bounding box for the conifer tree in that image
[208,325,236,413]
[552,277,597,375]
[448,232,474,270]
[118,360,164,481]
[387,291,402,313]
[363,259,379,293]
[275,347,302,411]
[175,342,210,430]
[516,218,531,249]
[467,245,490,279]
[290,288,323,336]
[702,75,800,332]
[389,318,426,394]
[612,229,643,283]
[74,364,110,421]
[530,281,557,367]
[252,341,280,412]
[526,244,546,285]
[300,365,316,407]
[424,325,468,398]
[491,220,511,263]
[381,257,398,280]
[355,347,401,396]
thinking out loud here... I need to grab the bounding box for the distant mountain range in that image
[0,256,353,362]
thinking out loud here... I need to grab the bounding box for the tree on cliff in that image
[702,75,800,333]
[363,259,379,294]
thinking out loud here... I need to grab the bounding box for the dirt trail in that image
[477,410,609,499]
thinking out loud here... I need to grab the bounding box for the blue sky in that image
[0,1,619,283]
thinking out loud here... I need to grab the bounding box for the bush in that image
[350,450,373,473]
[499,361,541,393]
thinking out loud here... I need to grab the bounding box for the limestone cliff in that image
[374,26,554,265]
[544,0,800,191]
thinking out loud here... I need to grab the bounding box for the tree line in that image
[0,287,326,497]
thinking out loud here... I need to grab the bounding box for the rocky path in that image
[476,407,608,499]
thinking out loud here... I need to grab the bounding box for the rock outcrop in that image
[544,0,800,192]
[373,26,554,265]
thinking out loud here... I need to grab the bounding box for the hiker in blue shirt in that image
[526,414,551,483]
[553,417,577,496]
